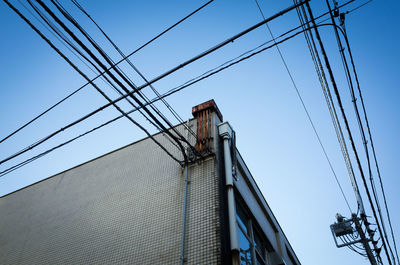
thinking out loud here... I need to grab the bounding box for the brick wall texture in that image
[0,123,222,264]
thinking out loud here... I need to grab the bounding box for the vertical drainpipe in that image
[180,120,191,265]
[218,122,240,264]
[179,164,189,265]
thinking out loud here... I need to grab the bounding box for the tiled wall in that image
[0,123,222,264]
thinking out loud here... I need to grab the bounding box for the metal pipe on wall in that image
[218,122,240,259]
[179,119,192,265]
[179,164,189,265]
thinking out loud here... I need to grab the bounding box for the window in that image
[236,201,249,233]
[238,226,252,265]
[235,201,274,265]
[254,230,266,265]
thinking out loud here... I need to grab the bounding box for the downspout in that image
[179,163,189,265]
[180,120,191,265]
[218,122,240,263]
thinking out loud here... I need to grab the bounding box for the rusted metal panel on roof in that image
[192,99,223,122]
[192,99,222,155]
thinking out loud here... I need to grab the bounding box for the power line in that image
[304,2,392,264]
[335,4,400,263]
[0,20,362,177]
[326,2,396,263]
[5,0,370,177]
[71,0,198,141]
[25,0,166,134]
[39,0,189,162]
[346,0,374,14]
[253,0,352,213]
[0,0,213,145]
[297,2,394,264]
[296,0,362,216]
[3,0,183,164]
[3,0,364,160]
[1,0,307,168]
[63,0,199,155]
[5,0,347,151]
[26,0,184,154]
[254,0,351,212]
[343,27,400,265]
[49,0,187,145]
[0,19,341,170]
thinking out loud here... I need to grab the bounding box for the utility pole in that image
[354,214,378,265]
[325,1,384,262]
[301,1,382,264]
[330,214,378,265]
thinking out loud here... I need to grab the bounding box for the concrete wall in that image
[0,123,222,265]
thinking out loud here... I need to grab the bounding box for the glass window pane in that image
[238,226,253,265]
[236,203,248,233]
[254,231,265,257]
[256,253,266,265]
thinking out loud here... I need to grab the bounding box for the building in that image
[0,100,300,265]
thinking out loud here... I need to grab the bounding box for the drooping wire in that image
[336,5,399,263]
[70,0,199,142]
[340,235,368,257]
[295,0,361,216]
[51,0,185,141]
[1,0,307,168]
[253,0,352,213]
[2,0,183,164]
[45,0,190,153]
[1,0,353,172]
[0,0,213,145]
[40,0,195,161]
[346,0,374,14]
[326,2,397,263]
[344,29,400,265]
[26,0,183,153]
[304,2,392,264]
[300,2,392,263]
[297,0,363,217]
[0,20,315,176]
[0,18,367,178]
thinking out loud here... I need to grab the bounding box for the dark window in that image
[256,254,266,265]
[236,201,249,233]
[235,201,274,265]
[254,230,265,257]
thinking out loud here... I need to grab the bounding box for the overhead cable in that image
[71,0,199,141]
[1,0,308,168]
[38,0,189,162]
[328,2,398,262]
[3,0,183,164]
[3,0,351,148]
[304,2,392,264]
[253,0,352,213]
[327,3,396,263]
[0,20,363,176]
[342,23,400,265]
[26,0,183,152]
[0,0,213,145]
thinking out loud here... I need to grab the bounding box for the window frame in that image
[235,199,272,265]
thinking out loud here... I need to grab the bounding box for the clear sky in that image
[0,0,399,264]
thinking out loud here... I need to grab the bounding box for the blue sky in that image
[0,0,399,264]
